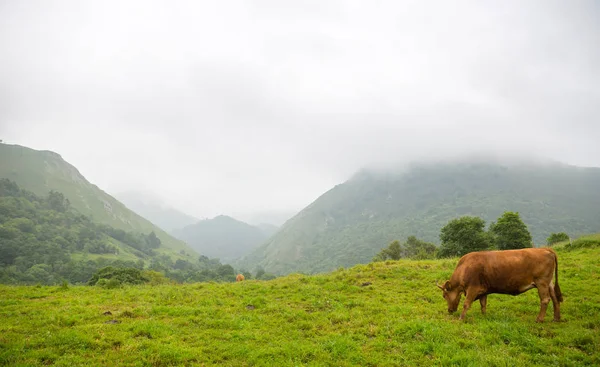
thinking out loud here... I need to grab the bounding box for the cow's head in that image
[437,280,462,313]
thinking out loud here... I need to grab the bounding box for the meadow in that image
[1,243,599,366]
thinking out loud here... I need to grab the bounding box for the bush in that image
[547,232,570,245]
[565,238,600,251]
[373,240,402,261]
[373,236,437,261]
[105,279,121,289]
[141,270,171,285]
[95,278,121,289]
[87,266,149,286]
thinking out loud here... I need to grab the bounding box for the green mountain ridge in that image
[172,215,270,263]
[236,160,600,275]
[0,143,197,260]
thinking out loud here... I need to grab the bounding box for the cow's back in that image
[458,248,556,295]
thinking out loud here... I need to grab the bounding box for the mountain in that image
[237,160,600,275]
[236,210,298,227]
[172,215,269,263]
[0,143,198,259]
[113,191,199,232]
[256,223,279,237]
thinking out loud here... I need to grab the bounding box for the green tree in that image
[489,211,532,250]
[6,218,36,234]
[0,178,20,197]
[216,264,235,280]
[146,231,161,249]
[373,240,403,261]
[405,235,437,259]
[47,190,70,212]
[438,216,491,258]
[547,232,569,245]
[173,259,193,270]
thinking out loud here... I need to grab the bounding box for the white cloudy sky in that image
[1,0,599,219]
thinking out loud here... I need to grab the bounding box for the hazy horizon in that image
[1,0,599,219]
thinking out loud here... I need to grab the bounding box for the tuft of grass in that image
[0,245,599,366]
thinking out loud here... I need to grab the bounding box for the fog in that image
[1,0,599,219]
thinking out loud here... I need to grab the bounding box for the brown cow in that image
[236,273,245,282]
[437,247,562,322]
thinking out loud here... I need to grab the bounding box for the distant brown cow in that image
[437,247,563,322]
[236,274,245,282]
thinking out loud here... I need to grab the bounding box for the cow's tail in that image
[553,250,563,303]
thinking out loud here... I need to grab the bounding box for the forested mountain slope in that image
[237,160,600,275]
[0,143,196,258]
[0,179,243,285]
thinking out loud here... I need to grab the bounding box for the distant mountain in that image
[256,223,279,237]
[236,210,297,227]
[114,191,199,232]
[172,215,269,263]
[0,143,198,259]
[236,160,600,275]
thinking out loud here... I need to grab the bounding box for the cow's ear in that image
[443,280,451,291]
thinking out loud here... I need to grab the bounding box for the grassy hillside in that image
[0,143,197,259]
[113,190,199,232]
[1,241,598,366]
[172,215,269,263]
[238,161,600,275]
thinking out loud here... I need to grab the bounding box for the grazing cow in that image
[236,273,245,282]
[437,247,562,322]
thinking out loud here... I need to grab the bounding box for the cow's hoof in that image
[535,319,544,323]
[553,318,561,322]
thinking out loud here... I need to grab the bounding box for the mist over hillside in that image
[172,215,270,263]
[234,210,298,227]
[256,223,279,237]
[4,1,598,224]
[2,0,600,292]
[237,159,600,275]
[114,190,199,232]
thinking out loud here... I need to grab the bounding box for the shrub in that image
[141,270,171,285]
[565,238,600,251]
[87,266,149,286]
[547,232,570,245]
[373,236,437,261]
[105,278,121,289]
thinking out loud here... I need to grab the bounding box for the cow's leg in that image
[536,283,551,323]
[549,283,561,322]
[459,289,478,320]
[479,295,487,314]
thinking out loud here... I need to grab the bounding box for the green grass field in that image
[1,243,599,366]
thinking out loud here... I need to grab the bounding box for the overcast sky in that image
[1,0,599,219]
